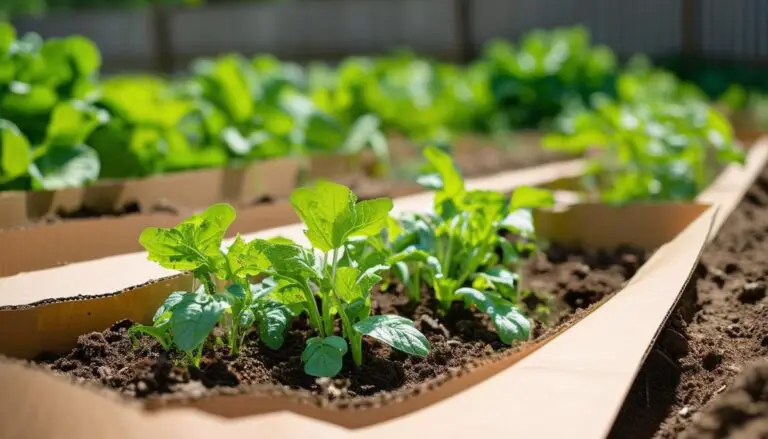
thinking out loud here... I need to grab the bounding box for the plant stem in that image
[299,281,325,337]
[197,273,217,296]
[408,264,421,303]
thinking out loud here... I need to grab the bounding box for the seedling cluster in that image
[133,148,551,377]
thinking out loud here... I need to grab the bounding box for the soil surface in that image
[682,360,768,439]
[36,245,643,407]
[609,168,768,438]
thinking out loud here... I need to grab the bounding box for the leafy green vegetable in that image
[259,180,429,375]
[544,64,745,203]
[132,204,293,365]
[373,146,551,345]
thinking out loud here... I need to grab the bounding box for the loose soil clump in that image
[36,245,643,407]
[609,169,768,438]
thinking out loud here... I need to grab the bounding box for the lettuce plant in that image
[544,67,745,203]
[374,146,553,345]
[131,204,292,366]
[255,181,431,377]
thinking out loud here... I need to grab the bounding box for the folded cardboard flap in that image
[0,157,300,229]
[534,203,711,251]
[0,201,299,278]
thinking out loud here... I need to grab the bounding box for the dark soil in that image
[609,169,768,438]
[682,360,768,439]
[35,245,644,407]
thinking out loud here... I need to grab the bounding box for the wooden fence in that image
[11,0,768,73]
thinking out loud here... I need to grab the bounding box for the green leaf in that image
[422,145,464,199]
[353,315,431,357]
[0,23,15,54]
[501,209,535,237]
[225,236,270,279]
[291,180,393,251]
[256,301,292,349]
[334,198,393,244]
[140,204,236,275]
[291,180,355,252]
[334,267,363,303]
[153,291,186,323]
[456,288,530,344]
[263,242,319,284]
[65,36,101,76]
[510,187,554,210]
[29,144,100,190]
[46,102,106,147]
[170,291,229,353]
[301,336,348,377]
[128,323,170,349]
[0,120,31,183]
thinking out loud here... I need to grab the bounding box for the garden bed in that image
[34,244,644,406]
[609,165,768,439]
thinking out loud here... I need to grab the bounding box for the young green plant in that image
[257,180,431,377]
[384,146,554,345]
[129,204,293,366]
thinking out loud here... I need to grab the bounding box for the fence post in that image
[454,0,474,62]
[150,1,175,74]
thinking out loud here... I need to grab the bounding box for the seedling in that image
[257,180,431,377]
[130,204,292,366]
[380,146,554,345]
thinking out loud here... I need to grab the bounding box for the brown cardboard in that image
[0,142,763,438]
[0,157,300,229]
[0,201,298,278]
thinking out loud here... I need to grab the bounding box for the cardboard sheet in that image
[0,157,300,229]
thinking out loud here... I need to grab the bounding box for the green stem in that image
[299,281,325,337]
[334,295,362,367]
[197,273,217,297]
[407,264,422,303]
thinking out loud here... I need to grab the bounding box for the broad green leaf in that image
[334,198,393,244]
[353,315,430,357]
[334,267,362,303]
[357,264,389,296]
[0,120,31,183]
[46,102,106,147]
[256,301,292,349]
[225,236,270,279]
[153,291,186,323]
[456,288,530,344]
[263,242,319,284]
[65,36,101,76]
[170,292,229,353]
[291,180,355,252]
[270,281,308,306]
[301,336,348,377]
[29,144,100,190]
[422,145,464,199]
[140,204,235,275]
[291,180,393,251]
[510,187,554,210]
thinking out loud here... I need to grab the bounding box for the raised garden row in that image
[0,139,765,438]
